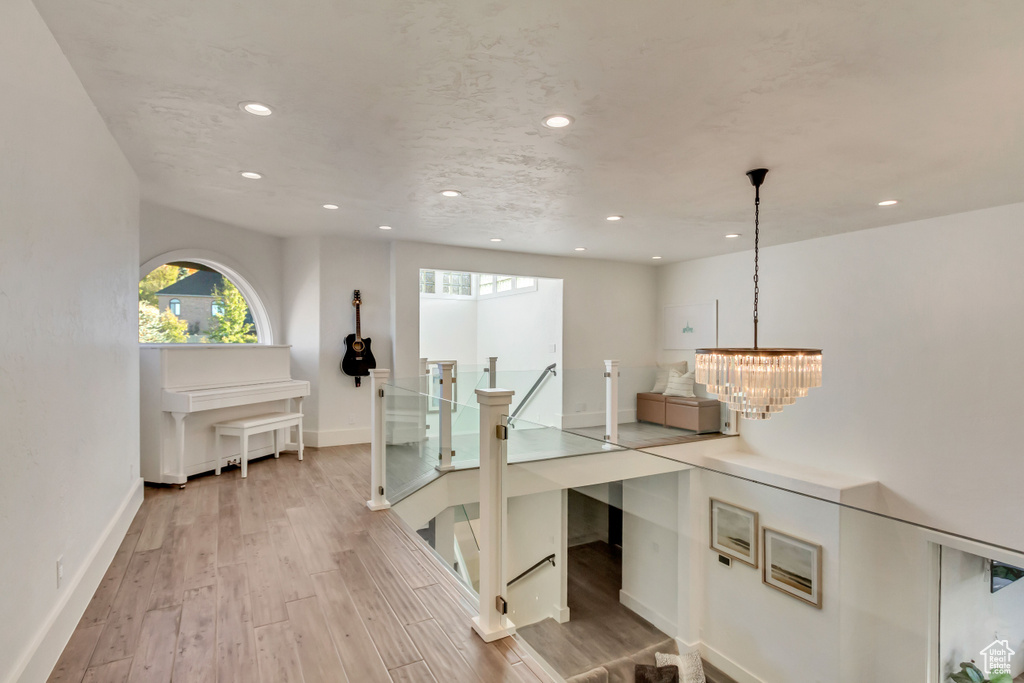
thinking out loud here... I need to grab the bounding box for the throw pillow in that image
[655,652,705,683]
[651,361,688,393]
[634,664,679,683]
[662,369,695,398]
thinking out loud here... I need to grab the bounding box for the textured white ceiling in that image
[32,0,1024,262]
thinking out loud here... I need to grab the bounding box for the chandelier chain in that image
[753,185,760,349]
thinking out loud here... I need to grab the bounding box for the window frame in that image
[476,273,539,299]
[419,269,474,299]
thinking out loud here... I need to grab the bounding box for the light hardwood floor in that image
[47,445,548,683]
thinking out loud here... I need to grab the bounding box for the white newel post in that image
[472,387,516,642]
[367,368,391,510]
[604,359,619,443]
[418,358,429,442]
[487,356,498,389]
[437,361,455,472]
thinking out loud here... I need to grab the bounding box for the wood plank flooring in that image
[48,445,548,683]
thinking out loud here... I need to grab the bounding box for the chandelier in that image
[695,169,822,420]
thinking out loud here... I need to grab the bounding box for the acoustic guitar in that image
[340,290,376,386]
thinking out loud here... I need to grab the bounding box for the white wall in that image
[941,547,1024,678]
[0,2,141,679]
[621,474,678,636]
[419,297,479,367]
[393,241,658,426]
[478,278,563,426]
[507,489,565,628]
[658,202,1024,551]
[282,235,393,445]
[282,236,322,431]
[317,236,393,444]
[693,472,842,683]
[140,202,284,342]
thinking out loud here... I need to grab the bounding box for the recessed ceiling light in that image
[240,102,273,116]
[240,171,262,179]
[543,114,574,128]
[652,256,662,260]
[606,215,623,221]
[878,199,899,206]
[725,233,741,239]
[440,190,462,197]
[322,204,339,210]
[574,247,586,252]
[378,225,392,230]
[490,238,503,242]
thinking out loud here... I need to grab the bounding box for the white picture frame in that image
[664,302,717,350]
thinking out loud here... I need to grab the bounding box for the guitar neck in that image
[355,303,361,340]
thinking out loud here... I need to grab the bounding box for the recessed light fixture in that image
[543,114,574,128]
[606,215,623,222]
[652,256,662,260]
[878,199,899,206]
[378,225,392,231]
[574,247,586,251]
[490,238,503,242]
[725,233,741,239]
[440,190,462,197]
[322,204,339,210]
[240,102,273,116]
[240,171,262,179]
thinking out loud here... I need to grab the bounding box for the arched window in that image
[139,259,264,344]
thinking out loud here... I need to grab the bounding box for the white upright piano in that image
[140,345,310,485]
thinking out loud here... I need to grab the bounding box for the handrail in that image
[509,363,557,426]
[508,553,556,586]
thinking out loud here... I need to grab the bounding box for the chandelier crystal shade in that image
[695,169,822,420]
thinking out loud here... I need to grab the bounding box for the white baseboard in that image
[700,641,763,683]
[305,427,370,448]
[619,589,676,637]
[559,409,636,430]
[10,478,144,683]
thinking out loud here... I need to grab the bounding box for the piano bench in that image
[213,411,304,478]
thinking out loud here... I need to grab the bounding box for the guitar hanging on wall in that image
[340,290,376,387]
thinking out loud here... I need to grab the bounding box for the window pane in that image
[420,270,435,294]
[479,275,493,285]
[516,277,536,289]
[169,299,181,316]
[496,276,513,292]
[479,282,493,295]
[140,264,257,344]
[212,301,225,316]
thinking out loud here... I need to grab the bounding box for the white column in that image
[487,356,498,389]
[437,360,455,472]
[604,359,620,443]
[472,387,516,643]
[367,368,391,510]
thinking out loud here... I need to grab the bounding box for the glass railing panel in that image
[413,503,481,596]
[506,414,623,464]
[491,368,562,428]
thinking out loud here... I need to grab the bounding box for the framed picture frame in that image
[709,498,758,567]
[762,528,823,608]
[664,302,718,350]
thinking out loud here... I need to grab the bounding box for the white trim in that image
[699,641,763,683]
[140,249,275,344]
[619,589,677,637]
[305,428,371,448]
[9,478,144,683]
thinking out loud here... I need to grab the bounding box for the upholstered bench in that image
[637,393,721,434]
[213,411,303,478]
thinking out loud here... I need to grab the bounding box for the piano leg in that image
[171,412,188,487]
[274,429,280,459]
[241,428,249,478]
